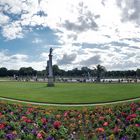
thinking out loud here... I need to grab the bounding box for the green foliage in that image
[0,67,7,77]
[0,65,139,78]
[0,130,5,138]
[136,69,140,78]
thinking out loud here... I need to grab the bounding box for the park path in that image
[0,96,140,107]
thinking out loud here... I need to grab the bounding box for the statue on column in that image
[49,48,53,55]
[47,48,54,87]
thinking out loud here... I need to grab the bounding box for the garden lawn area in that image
[0,82,139,103]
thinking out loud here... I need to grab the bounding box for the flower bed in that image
[0,101,140,140]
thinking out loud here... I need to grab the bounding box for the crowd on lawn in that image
[0,101,140,140]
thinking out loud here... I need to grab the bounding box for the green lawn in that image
[0,82,139,103]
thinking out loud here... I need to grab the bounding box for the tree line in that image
[0,65,140,79]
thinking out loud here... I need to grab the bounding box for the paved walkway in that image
[0,97,140,107]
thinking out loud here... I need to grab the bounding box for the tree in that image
[53,65,60,76]
[136,69,140,78]
[7,70,18,77]
[26,67,36,76]
[81,67,91,78]
[18,67,36,76]
[0,67,8,77]
[94,65,106,82]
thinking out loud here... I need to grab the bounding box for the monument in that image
[47,48,54,87]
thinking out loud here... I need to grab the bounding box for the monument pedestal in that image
[47,76,54,87]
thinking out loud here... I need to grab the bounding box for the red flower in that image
[53,121,61,129]
[26,119,32,123]
[27,108,34,112]
[0,123,5,129]
[121,112,127,117]
[41,118,48,124]
[21,116,32,123]
[126,114,137,121]
[96,127,104,133]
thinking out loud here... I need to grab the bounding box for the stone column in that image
[47,49,54,87]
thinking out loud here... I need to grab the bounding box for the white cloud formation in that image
[2,21,24,40]
[0,51,46,70]
[0,13,9,25]
[0,0,140,70]
[0,0,140,42]
[117,0,140,24]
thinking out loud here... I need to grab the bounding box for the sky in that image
[0,0,140,71]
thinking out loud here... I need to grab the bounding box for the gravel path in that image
[0,96,140,107]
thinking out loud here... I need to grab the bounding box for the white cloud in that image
[0,0,139,42]
[0,13,9,25]
[2,21,24,40]
[0,0,23,14]
[57,53,77,65]
[0,51,46,70]
[0,0,140,70]
[117,0,140,24]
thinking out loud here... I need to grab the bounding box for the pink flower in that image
[99,116,105,120]
[137,108,140,111]
[64,111,68,117]
[26,111,31,115]
[103,122,108,126]
[113,126,121,133]
[0,112,2,116]
[10,112,14,115]
[135,124,140,127]
[37,132,43,139]
[21,116,27,120]
[130,114,137,118]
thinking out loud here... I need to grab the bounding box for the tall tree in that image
[94,65,106,82]
[136,69,140,78]
[53,65,60,76]
[7,70,18,77]
[18,67,36,76]
[0,67,8,77]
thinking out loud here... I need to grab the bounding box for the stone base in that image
[47,77,54,87]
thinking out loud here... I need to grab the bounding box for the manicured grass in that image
[0,82,139,103]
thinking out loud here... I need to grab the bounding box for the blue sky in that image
[0,0,140,70]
